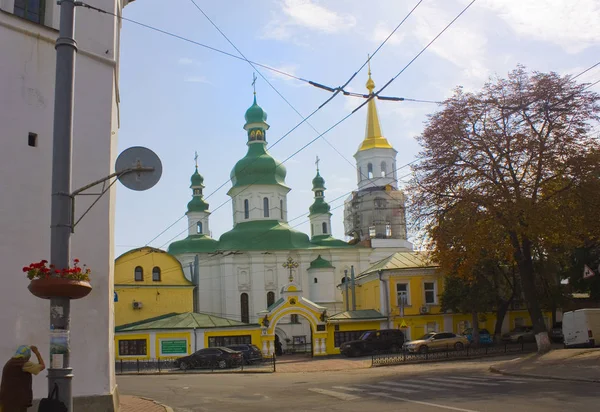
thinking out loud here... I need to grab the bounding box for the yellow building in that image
[114,247,194,326]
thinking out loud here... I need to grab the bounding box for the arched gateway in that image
[257,281,328,356]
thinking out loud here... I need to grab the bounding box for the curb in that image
[140,397,174,412]
[489,366,600,383]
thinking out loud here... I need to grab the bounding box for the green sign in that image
[161,339,187,354]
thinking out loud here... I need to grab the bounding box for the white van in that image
[562,309,600,348]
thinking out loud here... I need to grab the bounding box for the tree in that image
[409,66,600,353]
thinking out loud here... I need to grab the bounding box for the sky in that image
[113,0,600,257]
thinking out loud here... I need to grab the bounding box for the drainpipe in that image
[193,327,197,352]
[351,266,357,311]
[344,269,349,312]
[378,270,390,327]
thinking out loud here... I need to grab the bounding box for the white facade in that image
[0,0,127,407]
[355,147,398,189]
[230,183,289,225]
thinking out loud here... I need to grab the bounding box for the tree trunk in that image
[471,311,480,347]
[511,233,552,353]
[494,299,511,342]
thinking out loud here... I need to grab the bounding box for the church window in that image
[316,190,323,197]
[193,188,201,195]
[368,226,376,238]
[314,278,318,284]
[280,199,284,219]
[290,314,300,324]
[385,223,392,237]
[240,293,249,323]
[381,161,387,177]
[196,221,203,234]
[267,291,275,307]
[263,197,270,218]
[244,199,249,219]
[134,266,143,281]
[322,222,328,234]
[14,0,45,24]
[367,163,373,179]
[152,267,161,282]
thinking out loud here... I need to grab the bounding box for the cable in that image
[572,61,600,81]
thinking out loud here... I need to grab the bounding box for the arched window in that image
[134,266,143,281]
[240,293,249,323]
[381,161,387,177]
[367,163,373,179]
[263,197,270,217]
[280,199,284,220]
[314,277,318,284]
[267,291,275,307]
[152,267,161,281]
[322,222,328,234]
[244,199,249,219]
[196,221,203,234]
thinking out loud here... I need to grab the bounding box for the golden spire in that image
[358,57,393,152]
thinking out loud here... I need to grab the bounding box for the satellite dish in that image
[115,146,162,191]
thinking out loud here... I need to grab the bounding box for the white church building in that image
[168,71,413,350]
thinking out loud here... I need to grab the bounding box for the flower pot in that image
[28,278,92,300]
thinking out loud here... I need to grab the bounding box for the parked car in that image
[501,326,535,343]
[174,347,243,370]
[340,329,405,357]
[549,322,564,343]
[227,344,263,364]
[403,332,470,353]
[461,328,493,345]
[563,309,600,348]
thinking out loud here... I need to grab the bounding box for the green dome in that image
[230,143,287,189]
[187,196,209,213]
[309,198,330,216]
[309,255,335,269]
[191,169,204,187]
[312,171,325,190]
[219,220,311,250]
[245,96,267,126]
[168,234,219,254]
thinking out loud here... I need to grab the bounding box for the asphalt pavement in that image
[117,357,598,412]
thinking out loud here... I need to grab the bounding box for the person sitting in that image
[0,345,45,412]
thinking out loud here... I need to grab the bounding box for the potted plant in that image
[24,259,92,300]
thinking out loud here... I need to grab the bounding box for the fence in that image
[116,355,276,374]
[372,342,537,367]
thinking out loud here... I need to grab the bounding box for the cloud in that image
[262,0,356,41]
[372,22,406,46]
[184,76,211,84]
[178,57,201,66]
[478,0,600,54]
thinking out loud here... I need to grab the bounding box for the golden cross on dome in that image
[315,155,320,171]
[194,151,198,169]
[282,257,299,282]
[252,72,257,95]
[367,53,371,76]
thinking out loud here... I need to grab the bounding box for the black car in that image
[340,329,405,357]
[174,347,243,370]
[227,344,263,364]
[550,322,563,343]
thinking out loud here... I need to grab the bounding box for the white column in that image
[268,340,274,356]
[320,338,326,354]
[262,340,268,356]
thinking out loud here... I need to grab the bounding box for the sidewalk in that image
[490,348,600,383]
[120,395,172,412]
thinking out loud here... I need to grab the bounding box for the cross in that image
[194,151,198,169]
[367,53,371,76]
[315,156,320,171]
[252,72,257,95]
[282,257,299,283]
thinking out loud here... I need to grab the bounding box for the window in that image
[240,293,249,323]
[334,331,366,348]
[14,0,45,24]
[426,322,437,333]
[367,163,373,179]
[134,266,143,281]
[118,339,147,356]
[396,283,409,306]
[267,291,275,307]
[244,199,249,219]
[368,226,376,238]
[280,199,284,219]
[314,277,318,284]
[385,223,392,237]
[263,197,269,217]
[193,188,201,195]
[208,335,251,347]
[381,161,387,177]
[290,314,300,324]
[152,267,161,282]
[424,282,437,304]
[322,222,328,234]
[316,190,323,197]
[196,221,203,234]
[28,132,38,147]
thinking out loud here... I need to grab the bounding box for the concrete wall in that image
[0,0,123,402]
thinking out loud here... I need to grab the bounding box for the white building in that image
[168,73,413,351]
[0,1,130,409]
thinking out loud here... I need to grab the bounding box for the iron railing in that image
[372,342,536,367]
[115,355,276,374]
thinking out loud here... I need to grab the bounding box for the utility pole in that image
[49,1,78,409]
[350,266,356,311]
[344,269,349,312]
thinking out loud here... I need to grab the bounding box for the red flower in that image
[22,267,30,272]
[73,259,80,263]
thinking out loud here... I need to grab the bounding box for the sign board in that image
[584,265,596,279]
[160,339,187,355]
[399,319,408,329]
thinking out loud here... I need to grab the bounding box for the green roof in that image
[168,234,219,254]
[310,235,351,248]
[190,168,204,187]
[116,312,253,332]
[229,143,287,190]
[219,220,311,250]
[267,297,285,311]
[308,255,335,269]
[244,95,268,126]
[312,171,325,190]
[359,251,437,277]
[187,196,209,212]
[328,310,386,321]
[309,198,331,215]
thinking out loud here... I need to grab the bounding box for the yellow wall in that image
[326,320,382,354]
[204,328,263,348]
[114,247,194,326]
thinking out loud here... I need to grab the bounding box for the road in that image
[117,357,597,412]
